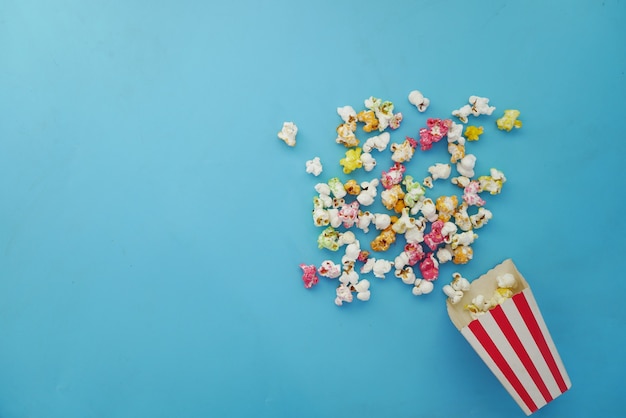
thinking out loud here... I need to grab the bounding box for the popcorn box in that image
[447,259,571,415]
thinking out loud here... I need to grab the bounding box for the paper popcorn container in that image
[447,259,571,415]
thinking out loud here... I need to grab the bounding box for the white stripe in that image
[501,294,562,400]
[522,289,572,390]
[478,311,547,411]
[461,325,532,416]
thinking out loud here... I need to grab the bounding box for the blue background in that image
[1,0,624,417]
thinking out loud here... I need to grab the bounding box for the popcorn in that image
[470,207,493,229]
[391,208,416,234]
[404,242,426,264]
[327,208,341,228]
[338,201,360,228]
[381,184,405,212]
[336,121,359,147]
[435,195,458,222]
[496,109,522,131]
[478,168,506,195]
[338,231,356,246]
[408,90,430,112]
[342,240,361,264]
[357,110,379,132]
[404,222,426,244]
[497,272,517,289]
[362,132,390,153]
[356,210,375,233]
[456,154,477,178]
[452,96,495,123]
[424,219,446,251]
[314,183,333,208]
[360,152,376,172]
[381,162,406,189]
[312,205,330,227]
[419,118,451,151]
[442,272,471,304]
[317,226,342,251]
[453,202,472,231]
[344,179,361,196]
[419,253,439,281]
[364,96,402,131]
[462,180,485,207]
[278,122,298,146]
[451,245,473,264]
[372,259,393,279]
[300,264,319,288]
[412,279,434,295]
[337,105,357,123]
[395,266,417,285]
[402,175,426,208]
[339,263,359,286]
[354,279,371,301]
[390,136,418,163]
[305,157,323,176]
[318,260,341,279]
[441,222,458,243]
[356,179,379,206]
[447,122,465,144]
[360,257,376,274]
[335,284,353,306]
[450,231,477,249]
[371,226,396,252]
[336,107,359,147]
[451,105,472,124]
[436,246,453,264]
[340,147,363,174]
[469,96,496,117]
[464,126,484,141]
[373,213,392,230]
[417,198,438,222]
[464,273,517,318]
[327,177,347,198]
[428,163,451,181]
[448,142,465,164]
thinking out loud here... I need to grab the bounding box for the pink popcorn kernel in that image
[404,242,426,266]
[419,253,440,281]
[381,162,406,189]
[462,180,486,207]
[419,118,451,151]
[423,219,446,251]
[300,264,320,289]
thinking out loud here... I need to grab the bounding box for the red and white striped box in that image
[447,259,571,415]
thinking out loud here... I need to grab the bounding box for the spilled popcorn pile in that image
[279,92,522,309]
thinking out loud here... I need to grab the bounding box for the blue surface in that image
[1,0,624,417]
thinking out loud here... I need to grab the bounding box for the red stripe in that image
[513,292,569,393]
[469,320,538,413]
[491,304,553,404]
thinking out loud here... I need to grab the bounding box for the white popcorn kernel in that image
[354,279,371,301]
[496,273,516,289]
[456,154,477,178]
[278,121,298,146]
[305,157,323,176]
[362,132,390,153]
[360,152,377,172]
[412,279,434,296]
[408,90,430,112]
[337,105,357,123]
[372,259,393,279]
[428,163,451,181]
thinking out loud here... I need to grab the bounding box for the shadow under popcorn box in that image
[447,259,571,415]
